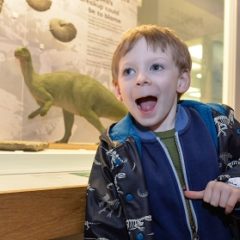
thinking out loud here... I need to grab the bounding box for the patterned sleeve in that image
[84,139,129,240]
[214,105,240,188]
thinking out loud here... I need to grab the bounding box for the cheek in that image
[119,90,129,102]
[158,81,178,101]
[163,77,179,93]
[119,88,132,105]
[115,85,130,103]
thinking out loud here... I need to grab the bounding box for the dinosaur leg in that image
[31,87,54,116]
[28,99,52,119]
[39,100,53,116]
[28,107,42,118]
[84,110,105,133]
[56,109,74,143]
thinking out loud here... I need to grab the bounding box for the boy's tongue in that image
[137,96,157,112]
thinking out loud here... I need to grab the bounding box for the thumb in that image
[184,190,204,200]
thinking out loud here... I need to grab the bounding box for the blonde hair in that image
[111,24,192,85]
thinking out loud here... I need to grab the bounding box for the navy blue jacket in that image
[84,101,240,240]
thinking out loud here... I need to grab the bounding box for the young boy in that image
[84,25,240,239]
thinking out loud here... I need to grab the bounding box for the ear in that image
[114,84,123,101]
[177,71,191,94]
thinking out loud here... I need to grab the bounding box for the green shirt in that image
[155,129,195,229]
[155,129,185,188]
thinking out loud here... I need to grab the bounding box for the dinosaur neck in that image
[19,59,36,85]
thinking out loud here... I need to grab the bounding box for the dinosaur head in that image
[14,47,31,61]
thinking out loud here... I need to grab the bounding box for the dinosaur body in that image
[15,47,127,143]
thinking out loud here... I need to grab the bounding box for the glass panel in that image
[138,0,224,103]
[0,0,139,143]
[0,0,228,142]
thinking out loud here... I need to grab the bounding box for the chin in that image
[136,119,159,129]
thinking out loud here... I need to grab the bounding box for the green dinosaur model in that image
[14,47,127,143]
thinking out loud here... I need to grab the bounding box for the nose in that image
[136,72,151,86]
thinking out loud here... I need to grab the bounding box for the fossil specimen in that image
[26,0,52,11]
[49,18,77,42]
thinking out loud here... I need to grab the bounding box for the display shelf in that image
[0,143,94,239]
[0,172,88,193]
[0,148,96,175]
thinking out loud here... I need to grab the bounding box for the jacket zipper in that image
[174,133,200,240]
[156,135,199,240]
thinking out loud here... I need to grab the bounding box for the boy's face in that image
[115,37,190,132]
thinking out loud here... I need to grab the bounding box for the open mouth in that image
[135,96,157,112]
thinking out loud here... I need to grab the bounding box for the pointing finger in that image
[184,190,204,200]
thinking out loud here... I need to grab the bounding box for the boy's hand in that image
[184,180,240,214]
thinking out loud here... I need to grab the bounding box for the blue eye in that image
[123,68,135,76]
[150,64,164,71]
